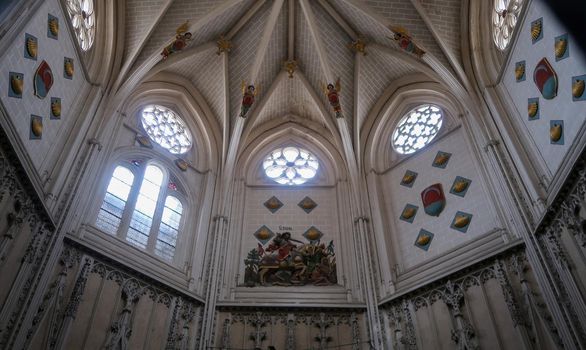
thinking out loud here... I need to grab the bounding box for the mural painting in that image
[244,232,337,287]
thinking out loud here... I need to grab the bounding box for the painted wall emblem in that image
[555,33,569,61]
[244,232,337,287]
[399,204,418,223]
[432,151,451,168]
[24,33,37,60]
[421,183,445,216]
[50,97,61,119]
[30,115,43,139]
[63,57,74,79]
[515,61,526,82]
[34,60,53,98]
[47,14,59,39]
[572,75,586,101]
[400,170,417,188]
[254,225,275,245]
[264,196,284,213]
[527,98,539,120]
[531,18,543,43]
[451,211,473,233]
[450,176,471,197]
[414,229,434,251]
[8,72,23,98]
[550,120,564,145]
[298,196,317,213]
[533,58,558,100]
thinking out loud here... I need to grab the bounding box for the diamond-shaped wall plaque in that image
[254,225,275,245]
[264,196,284,213]
[298,196,318,213]
[414,229,434,251]
[303,226,323,243]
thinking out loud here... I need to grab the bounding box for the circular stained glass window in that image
[492,0,524,51]
[66,0,96,51]
[141,105,192,154]
[263,147,319,185]
[392,104,443,155]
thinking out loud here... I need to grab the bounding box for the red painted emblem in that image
[421,183,446,217]
[34,60,53,98]
[533,57,558,100]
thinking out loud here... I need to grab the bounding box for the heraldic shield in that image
[421,183,446,216]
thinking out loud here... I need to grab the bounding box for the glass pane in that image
[96,166,134,235]
[126,165,163,245]
[164,196,183,214]
[144,165,164,185]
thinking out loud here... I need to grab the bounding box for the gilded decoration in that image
[414,229,434,251]
[298,196,317,213]
[450,176,471,197]
[264,196,284,213]
[254,225,275,245]
[400,170,418,188]
[244,232,337,287]
[451,211,473,233]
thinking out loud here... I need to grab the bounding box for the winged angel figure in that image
[161,22,192,60]
[322,78,342,118]
[240,81,260,118]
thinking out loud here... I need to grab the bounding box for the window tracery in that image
[263,147,319,185]
[140,105,192,154]
[492,0,524,51]
[65,0,95,51]
[95,161,185,262]
[392,104,443,155]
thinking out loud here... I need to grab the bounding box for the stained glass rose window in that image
[66,0,96,51]
[492,0,524,51]
[392,104,443,155]
[141,105,192,154]
[263,147,319,185]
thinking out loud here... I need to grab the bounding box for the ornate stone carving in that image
[220,317,231,349]
[103,280,143,350]
[350,312,361,350]
[494,259,526,326]
[313,312,334,349]
[247,311,269,349]
[285,315,295,350]
[63,257,93,318]
[400,300,417,350]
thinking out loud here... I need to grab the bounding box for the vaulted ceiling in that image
[114,0,468,158]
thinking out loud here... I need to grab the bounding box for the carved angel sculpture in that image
[240,81,259,118]
[322,78,342,118]
[161,22,192,60]
[389,26,425,58]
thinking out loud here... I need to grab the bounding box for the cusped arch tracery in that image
[238,122,345,187]
[363,81,464,173]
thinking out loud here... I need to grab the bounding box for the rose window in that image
[66,0,96,51]
[392,104,443,155]
[140,105,192,154]
[263,147,319,185]
[492,0,524,51]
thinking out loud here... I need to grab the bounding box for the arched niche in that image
[237,119,347,187]
[363,80,465,173]
[119,79,222,173]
